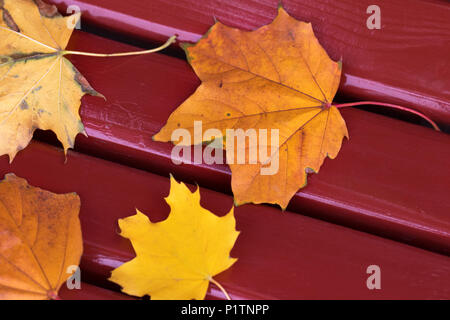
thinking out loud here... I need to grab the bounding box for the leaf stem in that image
[209,277,231,300]
[61,35,177,58]
[333,101,440,131]
[47,290,61,300]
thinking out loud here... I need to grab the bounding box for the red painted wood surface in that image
[59,282,134,300]
[47,0,450,127]
[32,31,450,254]
[1,142,449,299]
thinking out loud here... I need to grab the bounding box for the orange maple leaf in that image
[0,174,82,300]
[154,6,348,209]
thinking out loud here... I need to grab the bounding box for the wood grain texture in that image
[47,0,450,127]
[1,142,449,299]
[0,0,446,301]
[32,31,450,254]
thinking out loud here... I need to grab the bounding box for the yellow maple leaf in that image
[0,173,82,300]
[154,6,349,209]
[0,0,104,161]
[109,175,239,300]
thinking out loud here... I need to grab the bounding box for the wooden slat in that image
[47,0,450,128]
[1,142,449,299]
[31,31,450,254]
[59,282,134,300]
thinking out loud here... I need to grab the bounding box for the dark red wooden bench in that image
[1,0,449,299]
[48,0,450,128]
[3,142,450,299]
[59,31,450,256]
